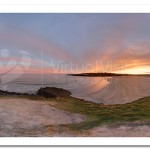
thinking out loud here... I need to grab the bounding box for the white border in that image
[0,0,150,12]
[1,0,150,5]
[0,5,150,13]
[0,0,150,146]
[0,137,150,146]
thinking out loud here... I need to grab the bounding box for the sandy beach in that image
[73,76,150,104]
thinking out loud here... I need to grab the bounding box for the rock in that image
[37,87,72,98]
[0,90,31,96]
[0,90,21,96]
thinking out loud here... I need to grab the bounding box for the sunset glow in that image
[115,67,150,75]
[0,14,150,75]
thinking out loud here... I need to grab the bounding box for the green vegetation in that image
[49,96,150,131]
[1,88,150,131]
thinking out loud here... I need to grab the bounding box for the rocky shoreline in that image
[0,87,72,99]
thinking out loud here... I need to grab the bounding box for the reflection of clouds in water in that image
[105,77,119,84]
[54,76,109,89]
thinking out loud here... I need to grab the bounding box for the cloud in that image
[0,14,150,74]
[0,25,75,62]
[79,15,150,73]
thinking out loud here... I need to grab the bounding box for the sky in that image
[0,13,150,74]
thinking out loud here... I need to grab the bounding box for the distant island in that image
[68,72,150,77]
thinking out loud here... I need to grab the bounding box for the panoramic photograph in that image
[0,13,150,137]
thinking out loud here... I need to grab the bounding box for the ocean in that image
[1,74,150,104]
[0,73,109,101]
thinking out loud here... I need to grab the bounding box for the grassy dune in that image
[49,96,150,131]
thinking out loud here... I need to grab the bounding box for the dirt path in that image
[44,123,150,137]
[0,98,85,136]
[0,95,150,137]
[86,124,150,137]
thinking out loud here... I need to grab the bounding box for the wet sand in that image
[73,76,150,104]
